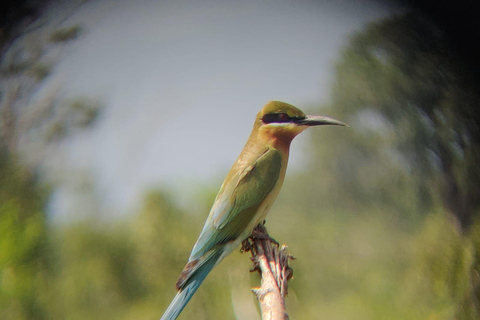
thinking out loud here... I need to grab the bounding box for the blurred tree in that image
[1,0,98,167]
[311,13,480,230]
[300,12,480,318]
[0,3,101,319]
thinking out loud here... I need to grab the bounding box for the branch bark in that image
[242,224,294,320]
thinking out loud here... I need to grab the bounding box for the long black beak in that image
[295,115,349,127]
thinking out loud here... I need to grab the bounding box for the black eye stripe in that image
[262,113,305,124]
[262,113,291,123]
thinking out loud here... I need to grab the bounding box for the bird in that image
[160,101,347,320]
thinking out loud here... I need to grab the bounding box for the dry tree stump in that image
[242,224,294,320]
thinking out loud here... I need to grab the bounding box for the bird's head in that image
[255,101,347,147]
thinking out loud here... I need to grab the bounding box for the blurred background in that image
[1,0,479,319]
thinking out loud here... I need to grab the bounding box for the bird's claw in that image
[250,225,279,246]
[240,238,252,253]
[249,256,260,273]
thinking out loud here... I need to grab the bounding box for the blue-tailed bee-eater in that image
[160,101,347,320]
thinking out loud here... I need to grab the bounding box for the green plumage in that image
[190,147,282,260]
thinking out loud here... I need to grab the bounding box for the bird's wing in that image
[189,147,282,261]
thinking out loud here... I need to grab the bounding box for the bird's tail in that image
[160,250,222,320]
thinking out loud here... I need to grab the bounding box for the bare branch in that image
[242,224,294,320]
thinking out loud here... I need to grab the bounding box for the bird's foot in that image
[240,238,253,253]
[250,224,279,246]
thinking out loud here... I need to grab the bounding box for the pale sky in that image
[34,0,404,220]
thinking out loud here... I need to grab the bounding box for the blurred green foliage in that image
[0,150,50,320]
[1,12,480,320]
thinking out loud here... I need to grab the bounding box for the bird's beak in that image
[296,115,349,127]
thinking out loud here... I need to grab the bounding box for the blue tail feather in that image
[160,251,222,320]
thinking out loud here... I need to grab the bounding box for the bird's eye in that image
[262,113,291,124]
